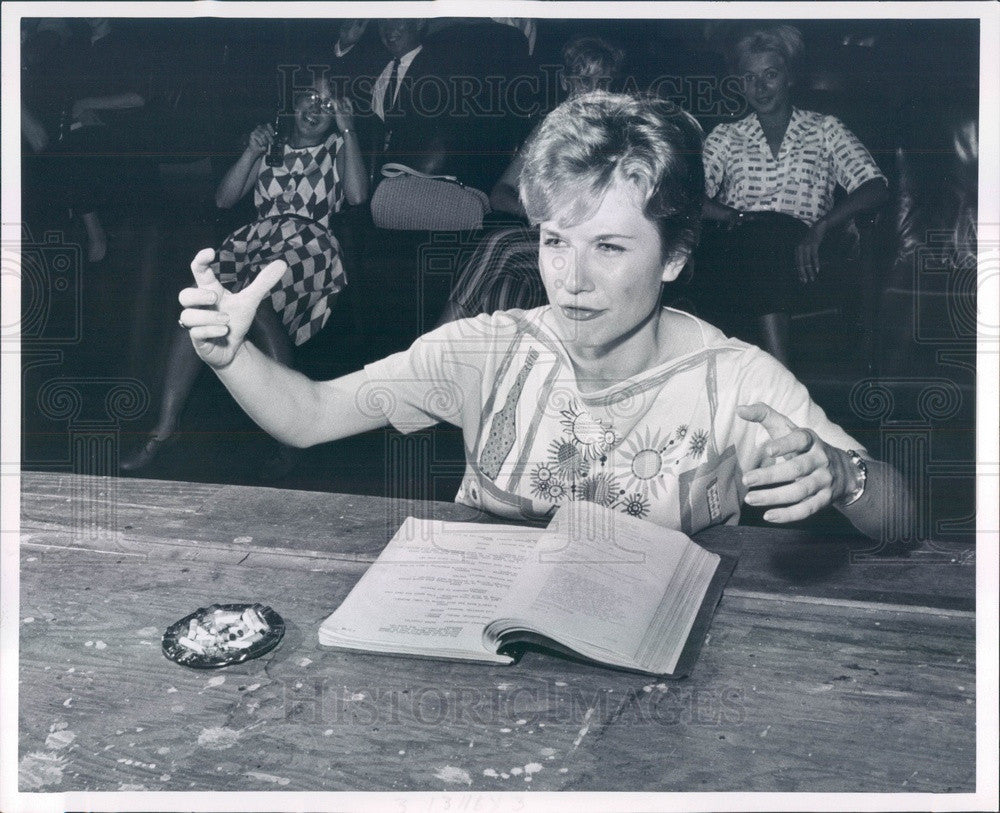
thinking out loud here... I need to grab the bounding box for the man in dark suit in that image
[369,19,458,181]
[358,19,481,356]
[359,18,538,356]
[368,18,537,191]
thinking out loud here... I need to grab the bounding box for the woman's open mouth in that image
[559,305,605,321]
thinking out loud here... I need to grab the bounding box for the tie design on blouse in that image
[479,349,538,480]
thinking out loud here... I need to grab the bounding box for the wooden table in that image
[17,472,976,793]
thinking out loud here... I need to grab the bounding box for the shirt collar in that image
[783,107,808,140]
[747,107,803,143]
[394,45,422,71]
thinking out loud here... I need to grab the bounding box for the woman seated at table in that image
[176,91,908,540]
[700,24,888,365]
[121,76,368,474]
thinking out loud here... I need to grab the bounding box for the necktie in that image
[381,58,402,155]
[384,58,401,118]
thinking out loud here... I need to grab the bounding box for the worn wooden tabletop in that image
[17,472,976,793]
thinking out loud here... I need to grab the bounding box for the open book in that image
[319,504,735,677]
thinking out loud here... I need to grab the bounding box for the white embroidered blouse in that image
[364,307,862,535]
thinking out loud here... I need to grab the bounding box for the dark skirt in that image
[695,211,811,318]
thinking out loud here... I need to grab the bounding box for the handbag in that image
[370,163,490,231]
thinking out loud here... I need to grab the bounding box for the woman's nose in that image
[560,251,594,294]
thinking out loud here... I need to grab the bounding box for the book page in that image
[319,517,542,661]
[633,542,720,673]
[490,504,718,670]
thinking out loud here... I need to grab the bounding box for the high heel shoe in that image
[119,431,178,472]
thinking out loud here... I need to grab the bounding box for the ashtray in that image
[161,603,284,669]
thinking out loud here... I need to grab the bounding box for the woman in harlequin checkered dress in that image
[120,77,368,474]
[700,25,888,366]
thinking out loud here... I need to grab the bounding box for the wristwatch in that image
[836,450,868,507]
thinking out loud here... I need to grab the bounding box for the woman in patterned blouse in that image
[121,76,368,474]
[175,91,910,542]
[701,25,888,365]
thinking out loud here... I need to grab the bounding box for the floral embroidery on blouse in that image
[687,429,709,459]
[526,399,704,521]
[558,401,619,460]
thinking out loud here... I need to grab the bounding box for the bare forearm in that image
[339,130,369,205]
[837,458,915,544]
[816,178,888,233]
[213,342,386,447]
[216,149,262,209]
[21,103,49,152]
[76,92,144,111]
[490,151,527,218]
[489,182,525,218]
[702,195,738,223]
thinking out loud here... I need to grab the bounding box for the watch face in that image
[161,603,285,669]
[839,451,867,506]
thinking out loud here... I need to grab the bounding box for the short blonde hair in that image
[732,24,804,74]
[519,91,704,259]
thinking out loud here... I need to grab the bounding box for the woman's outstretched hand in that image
[737,402,857,522]
[177,248,287,370]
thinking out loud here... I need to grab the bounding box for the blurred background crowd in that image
[18,15,979,543]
